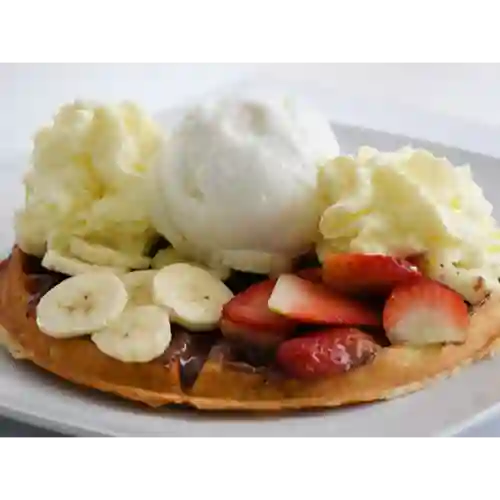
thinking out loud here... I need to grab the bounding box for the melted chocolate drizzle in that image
[158,328,270,389]
[178,338,214,390]
[163,328,217,390]
[208,340,275,376]
[158,328,217,392]
[25,270,68,319]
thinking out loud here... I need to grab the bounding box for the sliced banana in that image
[36,272,128,338]
[121,270,157,306]
[153,263,233,331]
[42,249,125,276]
[91,305,172,363]
[152,247,231,280]
[69,237,151,270]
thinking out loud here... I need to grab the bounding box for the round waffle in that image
[1,246,500,411]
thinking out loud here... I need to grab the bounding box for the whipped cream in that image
[15,101,161,268]
[151,94,340,274]
[318,146,500,303]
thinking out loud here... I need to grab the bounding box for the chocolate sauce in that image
[207,340,235,363]
[21,252,48,275]
[178,333,216,390]
[158,328,192,366]
[227,340,276,367]
[26,273,67,318]
[207,340,268,376]
[157,327,219,390]
[160,330,275,386]
[20,250,68,318]
[224,361,267,375]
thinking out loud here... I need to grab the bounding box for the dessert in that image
[2,92,500,411]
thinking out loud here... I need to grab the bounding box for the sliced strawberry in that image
[220,317,289,348]
[383,279,469,346]
[322,253,422,296]
[268,274,381,327]
[296,267,323,283]
[276,328,379,380]
[222,278,296,334]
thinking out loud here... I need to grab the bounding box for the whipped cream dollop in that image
[318,146,500,303]
[151,94,340,274]
[15,101,161,268]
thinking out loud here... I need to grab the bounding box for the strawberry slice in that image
[383,279,469,346]
[268,274,381,326]
[277,328,379,380]
[322,253,422,296]
[221,279,296,340]
[296,268,323,283]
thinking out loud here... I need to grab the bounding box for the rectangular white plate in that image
[2,120,500,436]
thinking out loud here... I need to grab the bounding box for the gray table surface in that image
[0,416,65,437]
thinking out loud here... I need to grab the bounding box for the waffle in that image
[1,246,500,411]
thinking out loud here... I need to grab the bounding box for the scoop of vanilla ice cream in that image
[15,101,161,267]
[318,146,500,303]
[151,95,340,274]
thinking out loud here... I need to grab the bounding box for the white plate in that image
[2,119,500,436]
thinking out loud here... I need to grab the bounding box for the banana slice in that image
[153,263,233,331]
[42,249,125,276]
[36,272,128,338]
[69,237,151,270]
[152,248,231,280]
[121,270,157,306]
[91,305,172,363]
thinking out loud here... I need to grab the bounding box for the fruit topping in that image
[91,305,172,363]
[277,327,379,380]
[322,253,422,296]
[268,274,381,327]
[36,272,128,338]
[153,263,233,332]
[222,279,296,338]
[383,279,469,345]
